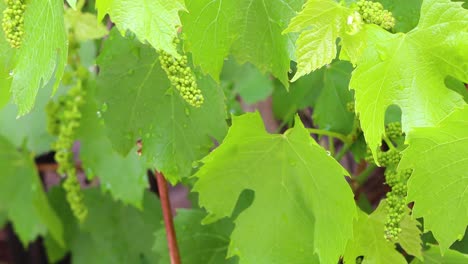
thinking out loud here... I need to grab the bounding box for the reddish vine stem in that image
[155,171,181,264]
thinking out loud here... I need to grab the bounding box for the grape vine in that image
[2,0,26,48]
[159,39,204,108]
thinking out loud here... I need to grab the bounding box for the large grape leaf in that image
[44,188,162,263]
[193,112,356,263]
[77,81,148,208]
[0,136,63,246]
[96,29,227,184]
[11,0,67,116]
[344,200,422,263]
[154,209,237,263]
[399,105,468,252]
[283,0,354,81]
[410,245,468,264]
[95,0,184,57]
[181,0,303,86]
[350,0,468,156]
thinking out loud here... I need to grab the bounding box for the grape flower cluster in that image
[384,167,412,241]
[356,0,395,30]
[365,122,411,240]
[378,122,409,241]
[46,82,88,222]
[2,0,26,48]
[159,39,204,107]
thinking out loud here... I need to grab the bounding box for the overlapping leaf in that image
[0,82,56,154]
[77,81,148,208]
[96,29,227,183]
[410,245,468,264]
[344,200,422,263]
[194,112,356,263]
[95,0,185,57]
[0,136,63,246]
[44,188,162,263]
[221,60,274,104]
[181,0,303,86]
[283,0,353,81]
[154,209,237,263]
[272,60,355,133]
[350,0,467,156]
[11,0,67,115]
[399,105,468,252]
[64,9,108,42]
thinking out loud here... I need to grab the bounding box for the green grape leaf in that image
[221,60,274,104]
[44,188,162,264]
[410,245,468,264]
[0,83,56,154]
[0,136,63,247]
[194,112,356,264]
[181,0,303,86]
[376,0,423,33]
[399,105,468,252]
[154,209,237,264]
[95,0,184,57]
[77,81,148,208]
[283,0,353,81]
[65,9,108,42]
[96,29,227,184]
[11,0,67,116]
[344,200,422,263]
[350,0,467,157]
[313,61,355,134]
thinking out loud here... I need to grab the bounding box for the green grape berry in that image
[47,81,87,221]
[2,0,26,48]
[356,0,395,30]
[159,41,204,107]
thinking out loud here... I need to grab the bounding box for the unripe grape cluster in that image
[384,167,412,241]
[46,82,87,222]
[2,0,25,48]
[356,0,395,30]
[364,121,411,241]
[385,122,403,141]
[377,149,401,167]
[159,40,204,107]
